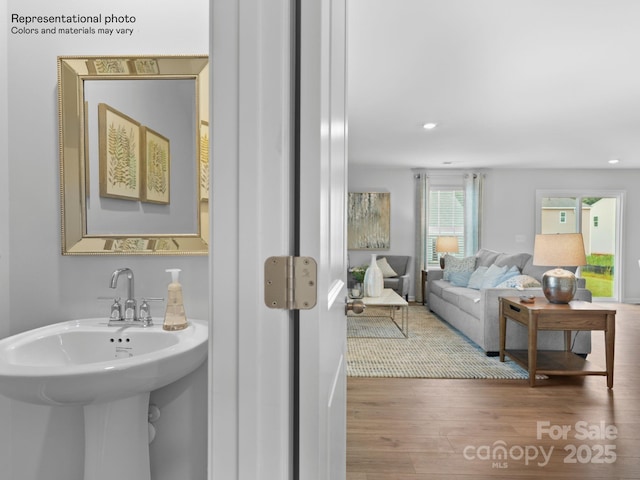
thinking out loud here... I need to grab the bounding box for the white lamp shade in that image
[435,236,459,254]
[533,233,587,267]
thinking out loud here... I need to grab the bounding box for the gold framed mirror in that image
[58,55,209,255]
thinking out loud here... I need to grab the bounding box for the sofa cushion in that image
[497,265,520,285]
[495,274,541,289]
[441,286,472,307]
[377,257,398,278]
[494,252,531,271]
[481,264,508,288]
[522,258,549,282]
[457,289,482,318]
[443,254,476,281]
[449,270,473,287]
[467,266,489,290]
[475,249,501,267]
[429,278,449,297]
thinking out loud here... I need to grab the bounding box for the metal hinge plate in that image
[264,256,317,310]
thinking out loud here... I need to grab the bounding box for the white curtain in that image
[464,173,484,256]
[414,172,429,303]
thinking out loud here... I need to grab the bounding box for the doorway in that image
[535,190,624,302]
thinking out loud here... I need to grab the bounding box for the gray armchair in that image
[378,255,411,300]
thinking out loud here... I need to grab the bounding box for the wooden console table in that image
[499,296,616,388]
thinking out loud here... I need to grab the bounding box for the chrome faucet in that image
[110,268,137,321]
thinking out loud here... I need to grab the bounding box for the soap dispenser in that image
[163,269,188,331]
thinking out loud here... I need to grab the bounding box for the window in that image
[427,188,464,266]
[560,211,567,223]
[594,216,599,227]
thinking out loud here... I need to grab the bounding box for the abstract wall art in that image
[348,192,391,249]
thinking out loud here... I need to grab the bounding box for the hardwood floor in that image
[347,302,640,479]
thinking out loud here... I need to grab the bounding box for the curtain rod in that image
[413,172,482,179]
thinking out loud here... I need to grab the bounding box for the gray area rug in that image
[347,305,529,379]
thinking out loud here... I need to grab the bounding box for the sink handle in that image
[98,297,123,321]
[110,298,123,321]
[139,298,164,326]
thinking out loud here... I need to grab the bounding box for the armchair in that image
[378,255,411,300]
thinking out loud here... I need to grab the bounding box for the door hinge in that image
[264,256,317,310]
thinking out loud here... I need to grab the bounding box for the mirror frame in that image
[58,55,209,255]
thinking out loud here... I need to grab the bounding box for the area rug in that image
[347,305,530,379]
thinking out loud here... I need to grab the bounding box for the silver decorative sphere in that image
[542,268,577,304]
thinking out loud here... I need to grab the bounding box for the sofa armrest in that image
[398,274,410,297]
[428,269,444,281]
[426,270,443,290]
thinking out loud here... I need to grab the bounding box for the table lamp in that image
[533,233,587,303]
[435,236,459,269]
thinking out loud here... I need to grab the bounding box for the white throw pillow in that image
[377,257,398,278]
[496,274,542,289]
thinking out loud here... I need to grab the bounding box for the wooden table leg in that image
[564,330,572,352]
[528,312,538,387]
[605,313,615,389]
[499,302,506,362]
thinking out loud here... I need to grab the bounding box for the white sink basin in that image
[0,317,208,406]
[0,317,208,480]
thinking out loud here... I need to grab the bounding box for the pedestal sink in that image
[0,318,208,480]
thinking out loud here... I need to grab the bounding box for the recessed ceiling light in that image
[608,159,620,164]
[442,161,452,165]
[422,122,438,130]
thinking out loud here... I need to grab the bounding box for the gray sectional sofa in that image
[427,248,592,355]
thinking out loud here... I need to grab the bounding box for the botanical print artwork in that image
[142,126,170,204]
[200,121,209,200]
[105,238,148,252]
[348,192,391,249]
[133,58,160,74]
[90,58,130,74]
[98,103,141,200]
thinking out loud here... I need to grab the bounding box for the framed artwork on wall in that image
[98,103,141,201]
[141,126,170,204]
[199,120,210,200]
[88,58,131,75]
[348,192,391,249]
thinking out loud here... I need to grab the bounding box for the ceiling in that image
[347,0,640,170]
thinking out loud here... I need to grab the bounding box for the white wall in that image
[3,1,209,479]
[350,166,640,303]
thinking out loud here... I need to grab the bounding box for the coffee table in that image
[499,296,616,387]
[347,288,409,338]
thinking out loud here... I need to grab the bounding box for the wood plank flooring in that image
[347,302,640,479]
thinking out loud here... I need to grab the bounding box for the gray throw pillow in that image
[443,254,476,281]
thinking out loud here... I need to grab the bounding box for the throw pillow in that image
[496,274,542,289]
[443,255,476,281]
[480,264,508,289]
[496,265,520,285]
[376,257,398,278]
[467,266,489,290]
[449,270,473,287]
